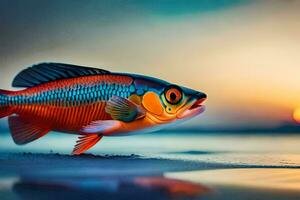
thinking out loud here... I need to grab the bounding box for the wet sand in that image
[0,153,300,200]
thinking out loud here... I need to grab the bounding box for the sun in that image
[293,108,300,124]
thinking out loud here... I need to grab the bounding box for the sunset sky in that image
[1,0,300,129]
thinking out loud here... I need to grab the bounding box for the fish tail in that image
[0,89,13,119]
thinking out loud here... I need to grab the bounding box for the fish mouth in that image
[189,98,206,110]
[177,97,206,119]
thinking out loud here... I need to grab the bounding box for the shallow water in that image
[0,132,300,200]
[1,132,300,166]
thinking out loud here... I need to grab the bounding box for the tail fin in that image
[0,89,13,119]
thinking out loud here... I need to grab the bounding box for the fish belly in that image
[12,103,110,133]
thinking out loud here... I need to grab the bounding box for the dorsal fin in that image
[12,62,111,88]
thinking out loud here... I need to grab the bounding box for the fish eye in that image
[164,86,182,105]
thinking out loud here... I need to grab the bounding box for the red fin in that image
[8,116,50,145]
[72,134,102,155]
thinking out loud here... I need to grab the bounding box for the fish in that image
[0,63,207,155]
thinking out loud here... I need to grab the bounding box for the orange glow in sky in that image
[293,108,300,124]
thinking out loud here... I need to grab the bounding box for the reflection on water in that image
[0,154,212,200]
[11,176,209,200]
[167,168,300,191]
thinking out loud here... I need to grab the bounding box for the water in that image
[1,132,300,166]
[0,132,300,200]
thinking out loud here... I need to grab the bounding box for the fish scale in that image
[6,75,134,133]
[9,81,131,107]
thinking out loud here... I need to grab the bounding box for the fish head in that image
[163,85,207,120]
[132,75,207,125]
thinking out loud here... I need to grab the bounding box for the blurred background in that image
[2,2,300,199]
[1,0,300,132]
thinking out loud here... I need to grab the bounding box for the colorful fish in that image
[0,63,207,154]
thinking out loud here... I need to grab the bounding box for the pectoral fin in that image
[81,120,122,134]
[105,96,145,122]
[73,134,102,155]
